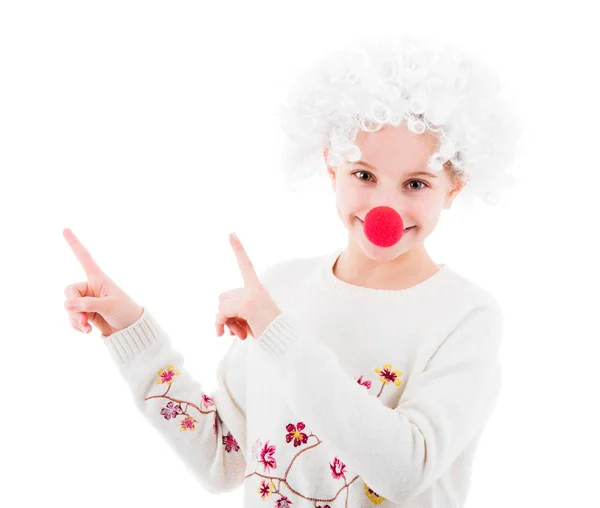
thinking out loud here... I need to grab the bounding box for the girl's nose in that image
[363,206,405,247]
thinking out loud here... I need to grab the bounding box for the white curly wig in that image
[275,36,522,207]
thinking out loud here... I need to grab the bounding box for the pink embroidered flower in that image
[356,375,372,389]
[156,365,180,385]
[201,393,215,408]
[257,479,275,499]
[285,422,308,447]
[275,495,293,507]
[316,505,331,508]
[375,363,402,386]
[259,440,277,472]
[160,401,183,420]
[330,457,347,480]
[223,431,240,452]
[252,438,263,460]
[179,415,198,431]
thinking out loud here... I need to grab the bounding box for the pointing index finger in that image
[62,228,103,278]
[229,233,260,287]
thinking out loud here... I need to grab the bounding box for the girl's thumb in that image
[66,296,111,315]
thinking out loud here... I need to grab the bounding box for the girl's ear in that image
[324,147,337,189]
[444,178,466,209]
[328,167,337,193]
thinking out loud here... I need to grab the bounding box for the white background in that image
[1,1,598,507]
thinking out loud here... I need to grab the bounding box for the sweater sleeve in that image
[101,307,248,494]
[254,297,504,505]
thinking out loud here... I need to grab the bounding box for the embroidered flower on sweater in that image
[259,440,278,472]
[246,362,401,505]
[224,431,240,452]
[375,363,403,386]
[160,401,183,420]
[201,393,215,408]
[257,479,276,500]
[252,438,263,460]
[364,483,386,504]
[179,415,199,431]
[330,457,347,480]
[148,365,240,449]
[285,422,309,447]
[156,365,179,384]
[249,422,354,504]
[356,375,372,389]
[275,495,294,507]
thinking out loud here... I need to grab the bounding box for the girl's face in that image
[326,123,465,263]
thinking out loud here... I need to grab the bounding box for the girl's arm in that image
[101,307,248,494]
[254,294,504,505]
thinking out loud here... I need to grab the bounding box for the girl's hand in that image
[215,233,281,341]
[62,228,144,337]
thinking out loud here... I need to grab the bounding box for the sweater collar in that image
[318,247,451,298]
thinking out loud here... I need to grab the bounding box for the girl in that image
[63,36,520,507]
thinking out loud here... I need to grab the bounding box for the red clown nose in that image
[363,206,405,247]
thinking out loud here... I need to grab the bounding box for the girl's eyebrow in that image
[408,171,439,179]
[354,160,439,179]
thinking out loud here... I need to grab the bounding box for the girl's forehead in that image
[352,125,439,167]
[355,123,438,147]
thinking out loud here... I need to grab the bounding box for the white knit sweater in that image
[102,247,503,508]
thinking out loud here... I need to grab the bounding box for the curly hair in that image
[275,35,522,208]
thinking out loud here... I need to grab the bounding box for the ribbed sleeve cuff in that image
[257,312,301,361]
[102,307,168,365]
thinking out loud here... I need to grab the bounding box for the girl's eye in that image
[407,180,427,191]
[351,170,428,190]
[353,170,374,182]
